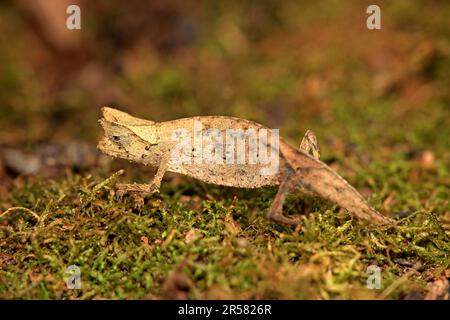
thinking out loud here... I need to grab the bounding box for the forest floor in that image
[1,1,449,299]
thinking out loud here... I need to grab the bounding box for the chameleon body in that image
[98,107,393,226]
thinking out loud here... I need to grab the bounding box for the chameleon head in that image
[97,119,134,160]
[100,107,156,126]
[98,107,158,162]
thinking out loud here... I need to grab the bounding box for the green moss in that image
[1,164,449,299]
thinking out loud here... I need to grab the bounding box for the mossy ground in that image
[0,1,449,299]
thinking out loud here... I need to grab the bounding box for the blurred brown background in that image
[0,0,449,167]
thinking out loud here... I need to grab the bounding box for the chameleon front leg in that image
[116,153,170,197]
[267,131,321,225]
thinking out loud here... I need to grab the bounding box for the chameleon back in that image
[158,116,282,188]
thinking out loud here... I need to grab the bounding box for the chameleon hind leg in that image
[296,129,320,196]
[266,130,321,226]
[266,167,301,226]
[299,129,320,160]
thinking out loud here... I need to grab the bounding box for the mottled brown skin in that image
[99,109,281,188]
[98,107,393,226]
[277,141,393,225]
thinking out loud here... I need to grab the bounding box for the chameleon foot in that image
[116,183,160,197]
[266,211,301,226]
[116,183,160,208]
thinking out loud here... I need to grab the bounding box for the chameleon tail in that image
[280,141,393,226]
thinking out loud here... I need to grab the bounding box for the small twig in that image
[81,169,126,211]
[378,263,421,299]
[92,169,125,193]
[0,207,40,222]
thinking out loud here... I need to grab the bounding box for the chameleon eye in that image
[112,135,120,141]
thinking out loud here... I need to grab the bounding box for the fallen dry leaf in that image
[425,277,450,300]
[419,150,435,169]
[161,260,191,300]
[184,229,201,244]
[140,236,149,247]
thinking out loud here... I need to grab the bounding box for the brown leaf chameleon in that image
[98,107,393,226]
